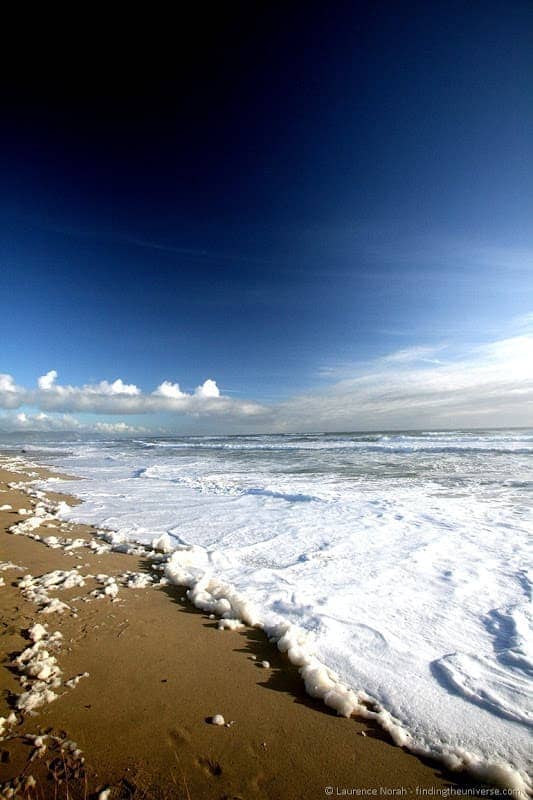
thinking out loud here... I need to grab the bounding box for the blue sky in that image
[1,1,532,433]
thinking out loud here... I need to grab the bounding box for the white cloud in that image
[275,334,533,431]
[0,374,25,409]
[0,412,147,434]
[153,381,185,399]
[95,379,140,396]
[0,371,266,419]
[36,375,141,407]
[1,333,532,433]
[37,370,58,390]
[0,411,82,432]
[195,379,220,398]
[0,374,19,393]
[380,345,445,364]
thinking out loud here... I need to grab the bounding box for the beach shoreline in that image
[0,454,512,798]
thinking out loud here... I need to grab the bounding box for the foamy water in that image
[6,430,532,788]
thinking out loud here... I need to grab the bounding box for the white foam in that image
[28,623,48,642]
[24,431,533,790]
[12,627,63,714]
[0,562,23,571]
[17,569,85,614]
[121,571,153,589]
[152,532,174,553]
[65,672,89,688]
[104,579,119,598]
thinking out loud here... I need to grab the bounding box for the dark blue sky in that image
[1,1,532,431]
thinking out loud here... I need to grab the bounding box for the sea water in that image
[4,430,532,786]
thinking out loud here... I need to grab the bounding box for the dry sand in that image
[0,456,477,799]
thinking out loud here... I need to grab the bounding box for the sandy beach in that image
[0,455,484,798]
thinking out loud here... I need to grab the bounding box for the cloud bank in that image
[0,412,145,435]
[0,374,265,418]
[277,335,533,431]
[0,333,532,433]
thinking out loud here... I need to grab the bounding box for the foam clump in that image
[33,569,83,590]
[89,539,112,555]
[10,515,42,536]
[0,504,12,511]
[28,623,48,642]
[12,626,64,715]
[17,570,83,614]
[55,501,73,517]
[0,710,18,739]
[41,597,70,614]
[0,715,16,739]
[6,489,120,561]
[217,618,244,630]
[66,671,89,688]
[121,571,153,589]
[0,562,23,571]
[165,549,261,628]
[210,714,225,726]
[42,535,62,549]
[435,747,531,793]
[103,577,119,598]
[96,528,147,555]
[165,545,210,585]
[152,532,175,553]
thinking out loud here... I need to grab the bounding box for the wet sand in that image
[0,456,475,799]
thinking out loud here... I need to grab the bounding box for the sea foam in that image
[16,429,532,791]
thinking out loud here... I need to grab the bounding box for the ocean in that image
[3,429,532,787]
